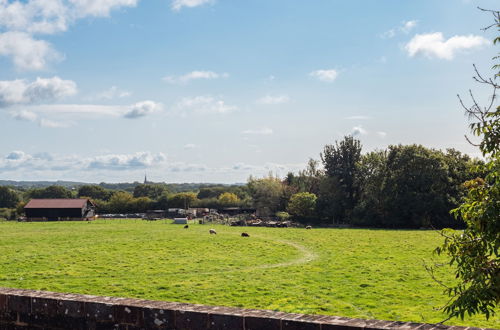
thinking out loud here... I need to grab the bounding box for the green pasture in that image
[0,220,497,328]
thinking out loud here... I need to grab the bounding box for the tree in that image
[382,145,451,228]
[27,185,73,199]
[78,185,112,201]
[168,192,198,209]
[108,191,134,213]
[217,192,240,206]
[435,9,499,321]
[287,192,317,221]
[0,186,20,208]
[133,184,168,200]
[247,174,285,217]
[320,136,362,223]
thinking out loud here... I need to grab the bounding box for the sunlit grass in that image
[0,220,497,328]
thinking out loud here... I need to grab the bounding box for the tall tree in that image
[78,185,112,201]
[247,174,285,217]
[0,186,20,208]
[436,9,499,321]
[320,136,362,223]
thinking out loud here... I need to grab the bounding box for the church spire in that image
[144,173,147,184]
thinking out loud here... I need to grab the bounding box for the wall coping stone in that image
[0,287,496,330]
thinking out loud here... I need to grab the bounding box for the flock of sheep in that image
[182,224,313,237]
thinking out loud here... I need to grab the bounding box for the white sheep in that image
[209,229,217,235]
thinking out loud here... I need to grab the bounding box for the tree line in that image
[0,139,483,229]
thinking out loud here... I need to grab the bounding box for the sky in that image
[0,0,498,183]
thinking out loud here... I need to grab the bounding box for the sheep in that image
[209,229,217,235]
[184,225,189,229]
[241,232,250,237]
[305,225,312,230]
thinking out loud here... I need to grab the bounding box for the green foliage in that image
[217,192,240,206]
[320,136,362,223]
[275,211,291,221]
[26,185,73,199]
[0,186,20,208]
[435,9,500,321]
[0,208,16,220]
[168,192,198,208]
[287,192,317,221]
[247,174,285,217]
[108,191,134,213]
[77,185,112,201]
[133,184,168,200]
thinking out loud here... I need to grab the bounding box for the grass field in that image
[0,220,497,328]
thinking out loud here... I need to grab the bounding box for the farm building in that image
[24,199,96,221]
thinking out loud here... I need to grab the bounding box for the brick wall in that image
[0,287,492,330]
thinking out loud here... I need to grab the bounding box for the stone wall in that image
[0,287,491,330]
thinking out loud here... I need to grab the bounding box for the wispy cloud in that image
[163,71,228,85]
[174,96,236,115]
[381,19,418,39]
[171,0,214,11]
[309,69,338,82]
[242,128,273,135]
[352,125,367,136]
[377,131,387,138]
[95,86,131,100]
[405,32,489,60]
[256,94,290,105]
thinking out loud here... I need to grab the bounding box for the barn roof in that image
[24,199,91,209]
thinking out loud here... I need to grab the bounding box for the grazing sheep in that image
[209,229,217,235]
[306,225,312,229]
[241,232,250,237]
[184,225,189,229]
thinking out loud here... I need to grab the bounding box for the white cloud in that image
[163,71,228,85]
[69,0,139,18]
[0,0,139,70]
[310,69,338,82]
[242,128,273,135]
[95,86,131,100]
[352,125,367,136]
[405,32,489,60]
[377,131,387,138]
[171,0,213,11]
[401,20,418,33]
[174,96,236,115]
[124,100,162,118]
[0,31,61,70]
[381,20,418,38]
[0,0,69,34]
[11,109,38,121]
[256,94,290,105]
[39,118,69,128]
[0,150,167,172]
[88,151,167,170]
[183,143,197,149]
[0,76,77,107]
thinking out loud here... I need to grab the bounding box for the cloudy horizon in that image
[0,0,498,183]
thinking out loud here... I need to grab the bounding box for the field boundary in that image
[0,287,488,330]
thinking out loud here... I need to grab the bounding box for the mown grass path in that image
[0,220,497,328]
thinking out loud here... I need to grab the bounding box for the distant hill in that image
[0,180,245,192]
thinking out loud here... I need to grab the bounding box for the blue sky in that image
[0,0,498,183]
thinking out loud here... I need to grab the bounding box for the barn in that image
[24,199,96,221]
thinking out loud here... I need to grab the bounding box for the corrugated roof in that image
[24,199,90,209]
